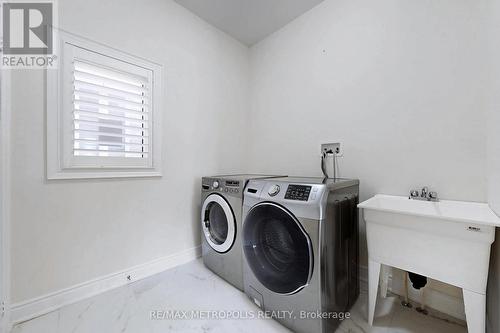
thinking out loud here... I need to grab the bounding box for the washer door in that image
[201,194,236,253]
[243,202,313,295]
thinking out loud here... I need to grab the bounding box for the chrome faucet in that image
[409,187,439,202]
[420,187,428,199]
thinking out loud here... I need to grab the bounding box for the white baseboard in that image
[11,246,201,325]
[359,264,465,321]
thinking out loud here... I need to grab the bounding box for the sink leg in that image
[368,258,381,326]
[463,289,486,333]
[380,265,389,298]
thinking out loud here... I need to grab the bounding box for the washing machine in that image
[242,177,360,333]
[200,174,283,291]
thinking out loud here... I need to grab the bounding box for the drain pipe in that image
[401,271,412,308]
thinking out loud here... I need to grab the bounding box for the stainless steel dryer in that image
[200,174,283,291]
[242,177,359,333]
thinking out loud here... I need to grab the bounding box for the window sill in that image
[46,170,162,180]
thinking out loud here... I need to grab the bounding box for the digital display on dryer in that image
[284,185,311,201]
[225,180,240,187]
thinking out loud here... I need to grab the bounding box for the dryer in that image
[200,174,283,291]
[242,177,359,333]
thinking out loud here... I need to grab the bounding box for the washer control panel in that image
[285,185,312,201]
[202,179,240,194]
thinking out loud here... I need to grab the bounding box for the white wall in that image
[485,0,500,216]
[248,0,487,261]
[247,0,487,318]
[10,0,250,303]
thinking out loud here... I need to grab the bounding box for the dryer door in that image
[243,202,313,295]
[201,194,236,253]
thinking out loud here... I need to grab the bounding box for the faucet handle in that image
[410,189,420,198]
[428,191,438,200]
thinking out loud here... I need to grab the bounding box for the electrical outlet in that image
[321,143,343,157]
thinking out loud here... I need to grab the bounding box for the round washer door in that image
[201,194,236,253]
[243,202,313,295]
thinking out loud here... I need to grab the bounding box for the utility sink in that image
[359,194,500,333]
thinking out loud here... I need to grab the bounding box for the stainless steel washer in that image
[242,177,360,333]
[200,174,284,291]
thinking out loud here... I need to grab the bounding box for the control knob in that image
[212,181,219,189]
[268,185,280,197]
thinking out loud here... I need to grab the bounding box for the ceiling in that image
[174,0,325,46]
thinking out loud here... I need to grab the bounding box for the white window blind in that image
[72,60,150,159]
[47,31,163,179]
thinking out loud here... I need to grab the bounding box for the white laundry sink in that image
[358,194,500,333]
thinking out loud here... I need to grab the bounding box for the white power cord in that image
[321,152,329,179]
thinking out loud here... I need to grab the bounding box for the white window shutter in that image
[46,30,163,179]
[72,60,150,159]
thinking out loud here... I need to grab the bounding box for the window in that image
[47,31,163,179]
[72,60,149,160]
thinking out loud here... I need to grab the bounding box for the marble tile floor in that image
[12,259,467,333]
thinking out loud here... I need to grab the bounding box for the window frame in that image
[47,30,163,179]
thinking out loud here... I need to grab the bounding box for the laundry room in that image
[1,0,500,332]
